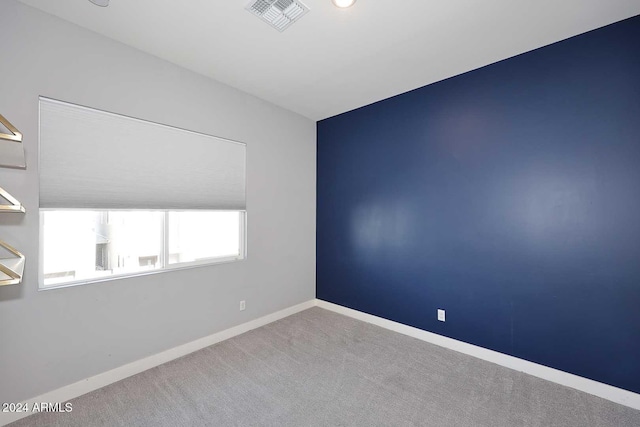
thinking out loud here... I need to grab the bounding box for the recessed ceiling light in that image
[89,0,109,7]
[332,0,356,8]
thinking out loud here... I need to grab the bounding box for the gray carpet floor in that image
[9,307,640,426]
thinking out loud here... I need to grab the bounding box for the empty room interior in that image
[1,0,640,425]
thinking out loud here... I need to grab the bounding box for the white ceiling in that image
[18,0,640,120]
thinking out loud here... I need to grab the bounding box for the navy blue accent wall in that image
[317,16,640,393]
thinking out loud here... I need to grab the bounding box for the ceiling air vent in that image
[246,0,309,32]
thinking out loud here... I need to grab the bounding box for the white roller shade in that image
[39,97,246,210]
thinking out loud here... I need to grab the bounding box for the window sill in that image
[38,255,245,291]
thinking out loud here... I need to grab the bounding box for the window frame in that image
[38,209,247,291]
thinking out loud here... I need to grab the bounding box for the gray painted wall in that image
[0,0,316,403]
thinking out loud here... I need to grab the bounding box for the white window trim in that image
[38,210,247,291]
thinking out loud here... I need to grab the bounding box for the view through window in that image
[42,210,245,287]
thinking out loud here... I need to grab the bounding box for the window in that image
[41,210,245,288]
[168,211,242,264]
[38,97,247,289]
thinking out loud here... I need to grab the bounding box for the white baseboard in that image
[3,297,637,426]
[316,299,640,411]
[0,299,316,427]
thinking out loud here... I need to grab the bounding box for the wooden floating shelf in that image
[0,187,26,213]
[0,113,26,169]
[0,239,25,286]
